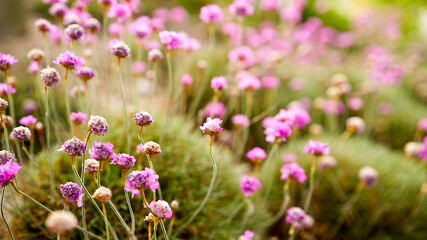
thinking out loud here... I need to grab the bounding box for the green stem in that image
[165,51,173,118]
[4,71,15,125]
[304,157,318,212]
[137,133,162,200]
[1,187,14,240]
[21,144,46,176]
[266,180,291,226]
[102,203,110,240]
[123,183,135,234]
[63,69,73,132]
[44,90,55,203]
[117,59,130,153]
[141,191,169,240]
[263,143,279,198]
[1,119,10,152]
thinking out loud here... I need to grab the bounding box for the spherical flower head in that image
[65,24,84,40]
[238,76,261,91]
[107,3,131,22]
[58,137,86,157]
[228,46,255,68]
[93,186,112,203]
[84,159,99,174]
[346,117,365,135]
[301,215,314,230]
[45,211,78,235]
[181,74,193,86]
[171,200,179,209]
[246,147,266,163]
[11,126,31,142]
[145,213,155,223]
[134,111,153,127]
[0,84,16,96]
[142,141,162,156]
[88,115,108,136]
[70,112,88,125]
[262,75,280,89]
[89,141,115,161]
[418,118,427,132]
[240,175,261,198]
[148,200,173,219]
[27,48,45,62]
[84,18,101,33]
[132,61,146,75]
[200,117,223,136]
[263,120,292,143]
[60,182,84,207]
[199,4,223,23]
[111,153,136,170]
[229,0,254,19]
[63,12,81,27]
[0,98,8,112]
[136,143,144,155]
[348,97,364,111]
[280,163,307,183]
[35,18,52,33]
[129,20,152,40]
[288,107,311,129]
[28,61,40,75]
[0,161,21,186]
[40,67,61,88]
[210,76,227,90]
[286,207,305,227]
[49,3,68,18]
[358,166,378,188]
[318,155,337,170]
[159,31,183,50]
[108,39,130,58]
[238,230,254,240]
[148,49,163,62]
[0,150,16,165]
[303,140,329,157]
[53,51,82,70]
[75,67,95,81]
[204,102,226,118]
[19,115,38,127]
[232,114,249,128]
[125,168,159,197]
[0,53,18,72]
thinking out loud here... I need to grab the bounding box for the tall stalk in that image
[63,69,73,132]
[1,187,14,240]
[117,59,130,153]
[44,88,55,202]
[304,156,318,211]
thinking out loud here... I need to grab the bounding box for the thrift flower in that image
[88,115,108,136]
[108,39,130,59]
[280,163,307,183]
[232,114,250,128]
[318,156,337,170]
[84,159,99,174]
[148,200,173,219]
[93,186,112,203]
[65,24,84,40]
[0,150,16,165]
[358,167,378,187]
[238,230,254,240]
[238,76,261,91]
[27,48,45,62]
[199,5,223,23]
[35,18,52,34]
[418,118,427,132]
[0,84,16,96]
[89,141,115,161]
[181,74,193,86]
[0,53,18,72]
[11,126,31,142]
[246,147,266,163]
[45,211,78,235]
[58,137,86,157]
[107,3,131,23]
[70,112,87,125]
[210,76,227,90]
[304,140,329,157]
[239,175,261,198]
[0,98,7,112]
[0,161,21,186]
[286,207,306,227]
[111,153,136,170]
[60,182,84,207]
[53,51,82,70]
[204,102,226,118]
[159,31,183,50]
[200,117,223,136]
[40,67,61,88]
[346,117,365,135]
[141,141,161,156]
[19,115,37,127]
[125,168,159,197]
[229,0,254,20]
[75,67,95,81]
[148,49,163,62]
[228,46,255,68]
[134,111,153,127]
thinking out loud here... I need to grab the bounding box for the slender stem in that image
[239,198,254,232]
[304,156,318,212]
[4,71,15,125]
[263,143,279,198]
[117,59,130,153]
[42,34,50,66]
[102,203,110,240]
[21,143,47,176]
[80,131,92,240]
[1,187,14,239]
[1,117,10,151]
[64,69,73,132]
[44,89,55,202]
[174,136,217,236]
[137,133,162,200]
[141,190,169,240]
[266,179,291,226]
[124,185,135,234]
[165,50,173,118]
[236,90,253,159]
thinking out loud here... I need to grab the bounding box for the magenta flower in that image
[304,140,329,157]
[0,161,22,186]
[60,182,84,207]
[108,39,130,59]
[88,115,109,136]
[70,112,88,125]
[260,0,279,11]
[288,107,311,129]
[89,141,115,161]
[58,137,86,157]
[75,67,95,81]
[28,61,40,75]
[65,24,84,40]
[200,117,223,136]
[210,76,227,90]
[0,53,18,72]
[229,0,254,20]
[246,147,267,162]
[204,102,226,118]
[132,61,146,75]
[238,75,261,91]
[261,75,280,89]
[181,74,193,86]
[199,4,223,23]
[418,118,427,132]
[129,20,152,40]
[280,163,307,183]
[111,153,136,170]
[263,119,292,143]
[159,31,183,50]
[53,51,82,70]
[228,46,255,68]
[240,175,261,198]
[286,207,306,227]
[0,84,16,96]
[19,115,38,127]
[238,230,254,240]
[107,3,131,23]
[134,111,153,127]
[232,114,250,128]
[148,200,173,219]
[125,168,159,198]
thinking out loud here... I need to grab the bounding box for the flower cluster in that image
[40,67,61,88]
[0,150,16,165]
[304,140,329,157]
[148,200,173,219]
[0,161,21,186]
[11,126,32,142]
[125,168,159,197]
[134,111,153,127]
[58,137,86,157]
[111,153,136,170]
[280,163,307,183]
[239,175,261,198]
[88,115,109,136]
[60,182,84,207]
[200,117,223,136]
[286,207,306,227]
[19,115,37,127]
[53,51,82,70]
[89,141,115,161]
[0,52,18,72]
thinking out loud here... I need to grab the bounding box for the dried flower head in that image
[0,98,8,112]
[148,49,164,62]
[93,186,112,203]
[171,200,179,210]
[148,200,173,219]
[134,111,153,127]
[318,156,337,170]
[35,18,52,33]
[346,117,365,135]
[84,159,99,174]
[142,141,162,156]
[358,166,378,188]
[108,39,130,58]
[40,67,61,88]
[11,126,31,142]
[58,137,86,157]
[75,67,95,81]
[27,48,45,62]
[45,211,78,235]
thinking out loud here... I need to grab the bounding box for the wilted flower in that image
[346,117,365,135]
[200,117,223,136]
[0,150,16,165]
[88,115,108,136]
[60,182,84,207]
[125,168,159,197]
[70,112,88,125]
[111,153,136,170]
[148,49,163,62]
[239,175,261,198]
[134,111,153,127]
[280,163,307,183]
[148,200,173,219]
[232,114,250,128]
[11,126,31,142]
[45,211,78,235]
[89,141,115,161]
[286,207,306,227]
[0,161,21,186]
[58,137,85,157]
[141,141,161,156]
[84,18,101,33]
[199,4,223,23]
[0,98,8,112]
[358,166,378,187]
[304,140,329,157]
[53,51,82,70]
[171,200,179,209]
[84,159,99,174]
[40,67,61,88]
[93,186,112,203]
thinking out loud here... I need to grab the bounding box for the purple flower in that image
[89,141,115,161]
[108,39,130,58]
[11,126,31,142]
[0,53,18,72]
[49,3,68,18]
[0,98,8,112]
[88,115,108,136]
[53,51,82,70]
[148,200,173,219]
[19,115,38,127]
[246,147,267,162]
[125,168,159,198]
[199,4,223,23]
[286,207,305,227]
[58,137,86,157]
[70,112,88,125]
[358,167,378,187]
[280,163,307,183]
[75,67,95,81]
[134,111,153,127]
[129,20,152,40]
[204,102,226,118]
[84,18,101,33]
[303,140,329,157]
[111,153,136,170]
[0,161,22,186]
[0,150,16,165]
[210,76,227,90]
[159,31,183,50]
[239,175,261,198]
[60,182,84,207]
[229,0,254,20]
[238,230,254,240]
[40,67,61,88]
[200,117,223,136]
[65,24,84,40]
[232,114,249,128]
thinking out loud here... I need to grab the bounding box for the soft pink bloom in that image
[159,31,183,50]
[0,161,22,186]
[238,230,254,240]
[125,168,159,198]
[334,32,354,48]
[263,119,292,143]
[0,84,17,96]
[238,76,261,90]
[132,61,146,75]
[232,114,250,128]
[246,147,267,162]
[150,18,165,31]
[348,97,364,111]
[0,53,18,72]
[239,175,261,198]
[148,200,173,219]
[200,117,223,136]
[323,100,345,115]
[286,207,306,227]
[260,0,279,11]
[210,76,227,90]
[53,51,82,70]
[288,77,306,91]
[71,112,88,125]
[107,3,131,23]
[418,119,427,132]
[229,0,254,20]
[304,140,329,157]
[228,46,255,68]
[261,75,280,89]
[280,163,307,183]
[170,7,189,22]
[181,74,193,86]
[182,37,201,51]
[153,8,169,22]
[27,61,40,75]
[419,137,427,161]
[145,41,161,51]
[288,107,311,129]
[199,4,223,23]
[204,102,226,118]
[282,153,297,163]
[280,4,304,23]
[19,115,38,127]
[108,22,124,37]
[129,20,152,40]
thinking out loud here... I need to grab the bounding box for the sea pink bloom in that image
[132,61,146,75]
[263,118,292,143]
[238,76,261,90]
[129,20,152,40]
[246,147,266,162]
[108,22,124,37]
[107,3,131,23]
[153,8,169,21]
[150,17,165,31]
[200,117,223,136]
[229,0,254,20]
[280,163,307,183]
[260,0,279,11]
[348,97,364,111]
[125,168,159,198]
[323,100,345,115]
[238,230,254,240]
[19,115,38,127]
[181,74,193,86]
[89,141,115,161]
[199,4,223,23]
[204,102,226,118]
[419,138,427,161]
[228,46,255,68]
[0,161,22,186]
[286,207,306,227]
[418,119,427,132]
[288,107,311,129]
[0,84,17,96]
[170,7,189,22]
[232,114,250,128]
[358,166,378,187]
[53,51,82,70]
[58,137,85,157]
[148,200,173,219]
[60,182,84,207]
[28,61,40,75]
[70,112,88,125]
[262,75,280,89]
[240,175,261,198]
[0,53,19,72]
[211,76,227,90]
[159,31,183,50]
[111,153,136,170]
[304,140,329,157]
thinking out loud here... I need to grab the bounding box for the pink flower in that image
[108,22,124,37]
[200,117,223,136]
[348,97,364,111]
[60,182,85,208]
[228,46,255,68]
[323,100,345,115]
[238,75,261,91]
[182,37,201,52]
[71,112,88,125]
[288,107,311,129]
[261,75,280,89]
[304,140,329,157]
[129,20,152,40]
[132,61,146,75]
[0,84,17,96]
[107,3,131,23]
[204,102,226,118]
[419,119,427,132]
[153,8,169,22]
[170,7,189,22]
[419,137,427,161]
[0,53,19,72]
[229,0,254,20]
[238,230,254,240]
[232,114,250,128]
[246,147,266,162]
[19,115,38,127]
[260,0,279,11]
[280,163,307,183]
[0,161,22,186]
[181,74,193,86]
[148,200,173,219]
[199,4,223,23]
[159,31,183,50]
[210,76,227,90]
[27,61,40,75]
[286,207,305,227]
[53,51,82,70]
[125,168,159,198]
[263,119,292,143]
[239,175,261,198]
